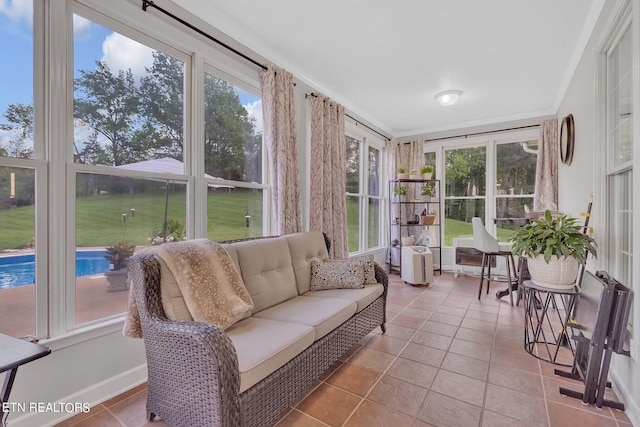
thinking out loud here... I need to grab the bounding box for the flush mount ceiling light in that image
[435,90,462,106]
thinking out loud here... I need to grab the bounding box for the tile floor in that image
[56,272,633,427]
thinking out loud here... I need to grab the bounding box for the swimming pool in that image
[0,250,110,289]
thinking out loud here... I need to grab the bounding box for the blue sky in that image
[0,1,261,135]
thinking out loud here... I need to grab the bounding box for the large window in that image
[72,17,188,325]
[204,71,265,241]
[0,1,269,338]
[345,129,384,253]
[0,1,37,337]
[443,146,486,246]
[604,18,633,331]
[441,134,538,246]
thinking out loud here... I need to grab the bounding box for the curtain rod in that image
[305,93,390,141]
[423,124,540,143]
[141,0,268,71]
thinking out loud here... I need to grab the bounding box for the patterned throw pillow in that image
[350,254,377,285]
[310,260,365,290]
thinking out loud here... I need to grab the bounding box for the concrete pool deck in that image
[0,274,129,337]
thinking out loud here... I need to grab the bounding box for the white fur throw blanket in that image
[123,239,254,338]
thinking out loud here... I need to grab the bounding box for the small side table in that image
[522,280,579,366]
[1,334,51,427]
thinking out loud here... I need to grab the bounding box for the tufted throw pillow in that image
[310,260,365,291]
[350,254,377,285]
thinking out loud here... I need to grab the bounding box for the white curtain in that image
[260,64,301,235]
[309,94,348,259]
[533,119,559,211]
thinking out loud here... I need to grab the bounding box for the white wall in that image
[558,0,640,425]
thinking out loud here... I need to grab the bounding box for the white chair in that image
[472,217,519,305]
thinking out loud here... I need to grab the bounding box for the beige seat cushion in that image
[254,295,356,340]
[303,284,384,312]
[226,317,315,393]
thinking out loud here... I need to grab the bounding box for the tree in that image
[0,102,34,159]
[74,60,140,166]
[203,73,260,181]
[138,51,184,159]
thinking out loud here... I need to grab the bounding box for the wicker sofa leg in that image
[380,323,386,333]
[147,411,155,421]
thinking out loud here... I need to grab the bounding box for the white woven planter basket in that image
[527,255,579,289]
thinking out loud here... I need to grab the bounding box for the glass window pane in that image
[346,136,360,194]
[496,142,537,196]
[608,25,633,168]
[445,147,486,197]
[424,152,436,176]
[207,188,264,241]
[75,173,186,324]
[367,146,380,196]
[0,166,35,336]
[204,73,263,184]
[443,198,484,246]
[347,195,360,252]
[0,3,34,159]
[73,17,184,166]
[367,198,380,249]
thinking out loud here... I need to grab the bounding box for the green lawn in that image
[0,189,264,250]
[1,194,516,251]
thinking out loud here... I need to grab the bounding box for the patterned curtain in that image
[309,94,348,259]
[260,64,301,235]
[533,119,559,211]
[387,139,425,267]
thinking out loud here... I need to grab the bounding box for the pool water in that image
[0,250,110,289]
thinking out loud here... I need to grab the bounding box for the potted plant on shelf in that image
[393,185,408,201]
[420,183,436,201]
[409,169,421,180]
[421,165,434,180]
[510,210,597,289]
[397,167,408,180]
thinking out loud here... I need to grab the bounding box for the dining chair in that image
[472,217,519,306]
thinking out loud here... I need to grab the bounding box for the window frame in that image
[345,120,385,254]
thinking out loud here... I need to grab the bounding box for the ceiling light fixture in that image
[435,90,462,107]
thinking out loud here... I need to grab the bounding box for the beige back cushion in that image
[233,237,298,313]
[282,231,329,294]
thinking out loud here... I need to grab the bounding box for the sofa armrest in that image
[128,254,242,427]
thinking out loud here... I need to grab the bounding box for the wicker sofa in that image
[128,231,388,427]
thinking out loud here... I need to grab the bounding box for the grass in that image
[1,193,516,251]
[0,189,264,250]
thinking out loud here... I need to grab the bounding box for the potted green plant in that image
[510,210,597,288]
[409,169,420,180]
[420,165,434,180]
[393,185,408,201]
[397,167,408,180]
[420,183,436,201]
[104,211,136,291]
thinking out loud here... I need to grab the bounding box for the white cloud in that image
[0,0,32,23]
[244,100,263,135]
[73,14,92,38]
[101,32,154,79]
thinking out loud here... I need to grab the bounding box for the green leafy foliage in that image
[510,210,597,265]
[104,242,135,270]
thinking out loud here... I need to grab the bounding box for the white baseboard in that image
[8,364,147,427]
[609,366,639,427]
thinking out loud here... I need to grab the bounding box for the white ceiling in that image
[172,0,604,137]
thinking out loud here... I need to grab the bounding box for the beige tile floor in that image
[56,272,633,427]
